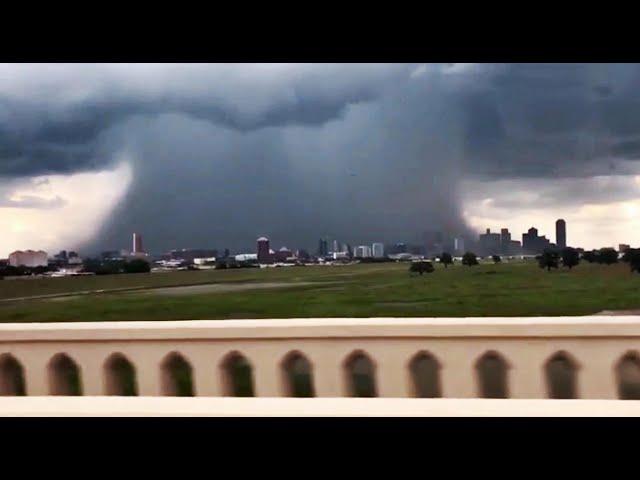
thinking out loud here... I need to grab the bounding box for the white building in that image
[235,253,258,262]
[354,245,372,258]
[333,251,350,260]
[372,242,385,258]
[194,257,216,266]
[8,250,48,268]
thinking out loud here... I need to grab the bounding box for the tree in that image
[81,258,102,274]
[582,250,598,263]
[622,248,639,263]
[440,252,453,268]
[622,248,640,273]
[538,249,559,271]
[82,258,123,275]
[461,252,478,266]
[561,247,580,270]
[492,255,501,264]
[216,260,228,269]
[598,247,619,265]
[409,261,434,275]
[629,253,640,274]
[123,259,151,274]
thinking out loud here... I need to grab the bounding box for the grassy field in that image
[0,260,639,322]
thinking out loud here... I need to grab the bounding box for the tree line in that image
[409,247,640,275]
[82,258,151,275]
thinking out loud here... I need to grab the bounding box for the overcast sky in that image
[1,63,640,256]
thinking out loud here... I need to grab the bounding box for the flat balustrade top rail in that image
[1,316,640,341]
[1,397,640,416]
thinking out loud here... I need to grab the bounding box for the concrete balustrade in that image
[0,316,640,400]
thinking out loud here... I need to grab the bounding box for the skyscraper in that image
[257,236,272,264]
[522,227,551,254]
[372,243,384,258]
[556,219,567,249]
[132,233,144,253]
[500,228,511,254]
[479,228,501,255]
[318,238,329,257]
[354,245,372,258]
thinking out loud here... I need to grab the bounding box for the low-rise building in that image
[8,250,48,268]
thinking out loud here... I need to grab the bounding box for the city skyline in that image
[4,216,609,262]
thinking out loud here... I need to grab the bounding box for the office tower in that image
[453,237,465,255]
[500,228,511,254]
[522,227,551,254]
[354,245,372,258]
[479,228,501,255]
[318,238,329,257]
[132,233,144,253]
[257,236,272,264]
[556,219,567,249]
[372,243,384,258]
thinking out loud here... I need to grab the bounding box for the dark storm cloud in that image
[0,64,410,177]
[3,64,640,252]
[91,77,474,253]
[612,139,640,159]
[460,63,640,179]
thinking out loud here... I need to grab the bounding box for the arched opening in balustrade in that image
[161,352,194,396]
[344,350,377,397]
[48,353,83,396]
[220,352,255,397]
[545,351,579,399]
[409,351,441,398]
[104,353,138,396]
[0,354,26,396]
[616,352,640,400]
[281,351,315,397]
[475,351,509,398]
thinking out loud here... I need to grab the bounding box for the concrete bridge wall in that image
[0,317,637,400]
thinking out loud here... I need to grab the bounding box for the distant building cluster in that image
[2,216,635,279]
[477,218,569,256]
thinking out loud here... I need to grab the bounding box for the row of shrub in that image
[81,258,151,275]
[0,265,55,278]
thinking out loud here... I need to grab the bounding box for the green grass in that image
[1,261,640,322]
